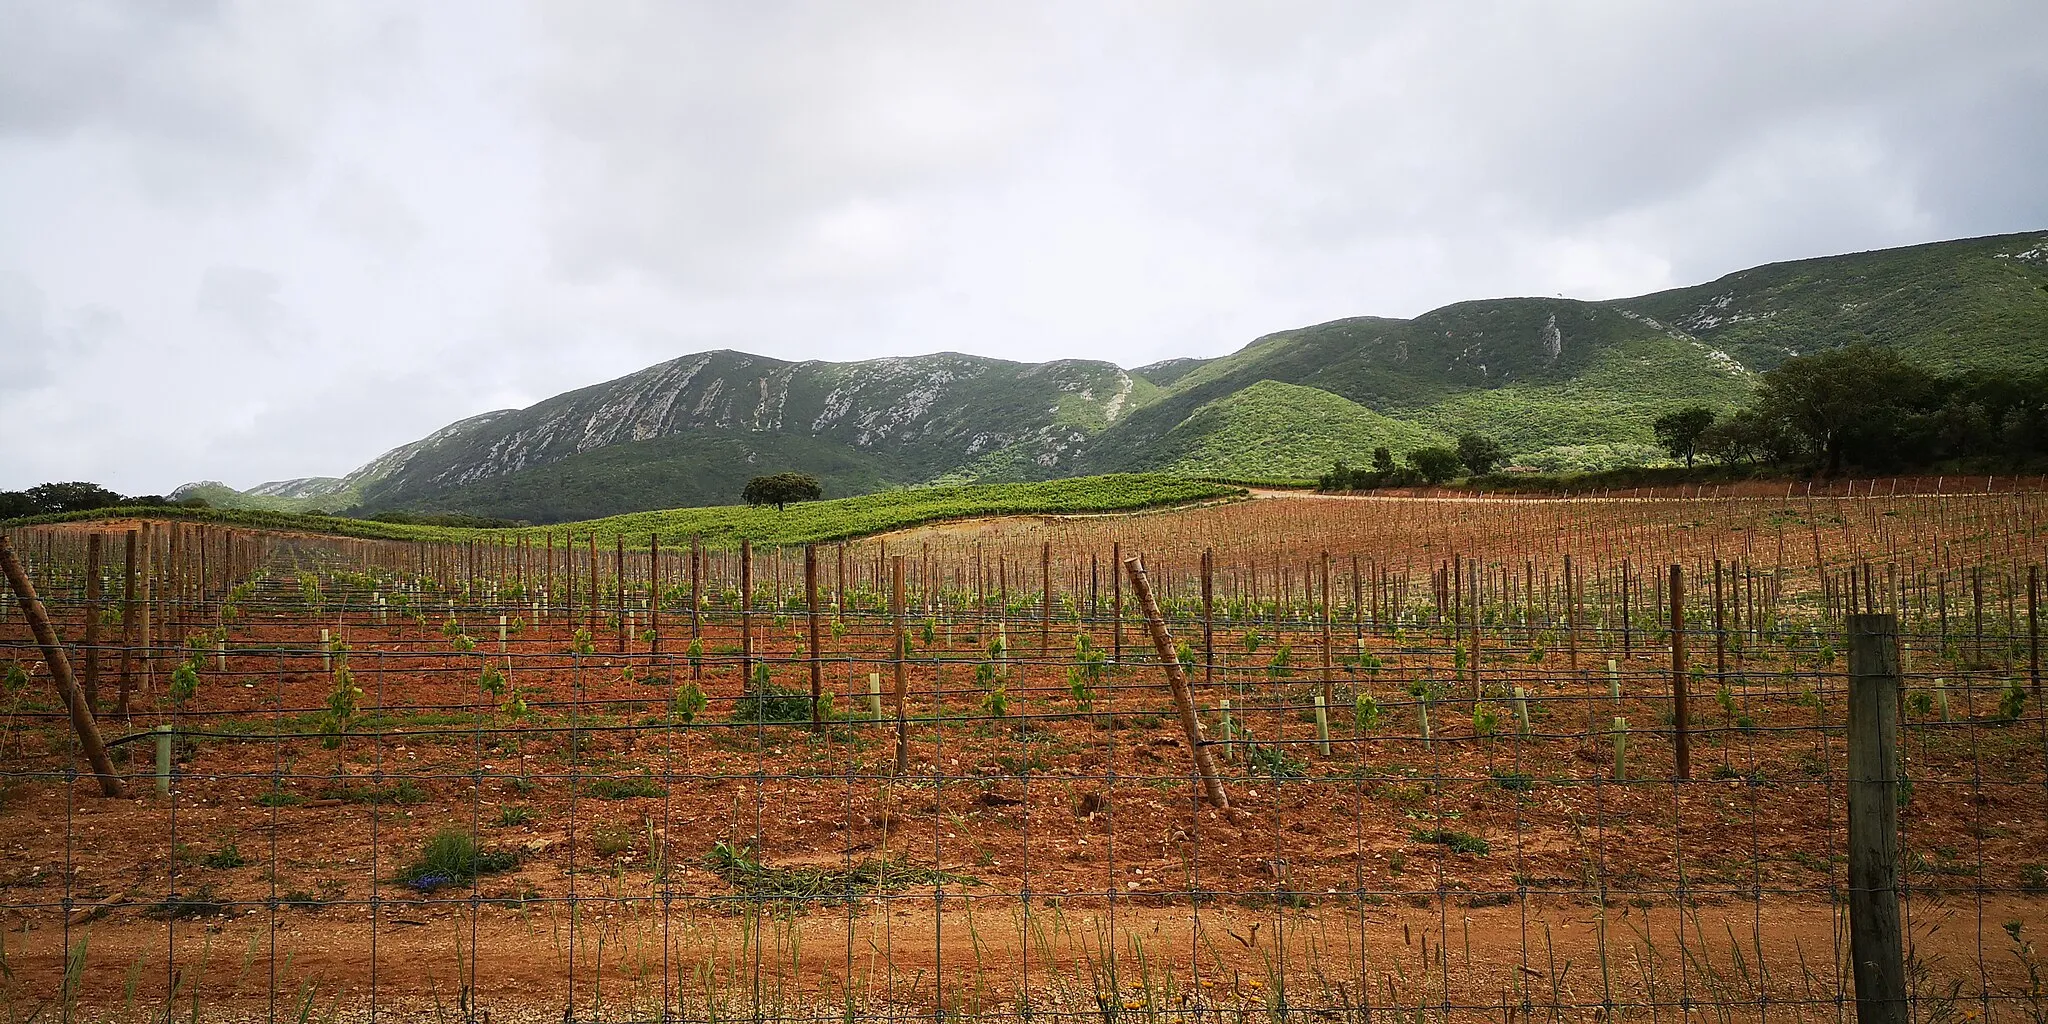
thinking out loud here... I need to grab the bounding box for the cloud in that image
[0,0,2044,493]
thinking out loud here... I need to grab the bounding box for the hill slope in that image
[184,230,2048,519]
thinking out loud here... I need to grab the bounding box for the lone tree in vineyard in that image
[1455,433,1505,476]
[742,472,823,511]
[1653,406,1716,467]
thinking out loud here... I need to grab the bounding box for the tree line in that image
[0,481,204,519]
[1658,346,2048,475]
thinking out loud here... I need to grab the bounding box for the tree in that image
[1408,447,1464,485]
[25,481,125,514]
[1454,434,1505,476]
[742,473,823,511]
[1754,346,1933,475]
[1371,446,1396,475]
[1652,406,1717,467]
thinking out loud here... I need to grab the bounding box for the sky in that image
[3,1,2046,495]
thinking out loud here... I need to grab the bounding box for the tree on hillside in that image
[1754,346,1934,474]
[1371,446,1396,475]
[1652,406,1717,467]
[1408,447,1464,485]
[1455,434,1505,476]
[742,473,823,511]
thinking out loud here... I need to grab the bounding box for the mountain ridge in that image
[179,229,2048,520]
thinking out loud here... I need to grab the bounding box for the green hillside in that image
[1149,381,1451,478]
[183,230,2048,513]
[16,475,1241,548]
[382,431,915,524]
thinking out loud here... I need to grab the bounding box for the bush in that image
[399,828,517,891]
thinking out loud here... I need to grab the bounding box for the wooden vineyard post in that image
[1468,558,1482,703]
[120,530,137,718]
[588,535,599,635]
[139,525,153,696]
[690,535,703,679]
[1714,558,1728,685]
[1201,548,1215,687]
[892,555,909,776]
[1122,554,1231,812]
[806,544,823,732]
[83,533,101,709]
[1565,553,1579,679]
[616,536,627,655]
[648,533,661,655]
[1670,563,1691,780]
[1320,551,1334,713]
[1846,613,1906,1024]
[0,537,123,797]
[2029,565,2039,697]
[1040,541,1052,658]
[740,541,754,690]
[1111,541,1123,663]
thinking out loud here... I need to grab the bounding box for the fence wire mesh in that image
[1,487,2044,1024]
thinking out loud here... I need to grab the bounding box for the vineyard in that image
[1,485,2045,1024]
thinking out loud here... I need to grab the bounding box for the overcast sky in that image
[3,1,2045,494]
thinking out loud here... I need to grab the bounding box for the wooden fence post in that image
[0,537,123,797]
[1201,548,1215,687]
[1846,613,1906,1024]
[739,540,754,689]
[1671,563,1690,780]
[83,533,101,709]
[649,533,661,655]
[807,544,823,732]
[120,530,137,718]
[1122,554,1230,812]
[892,555,909,775]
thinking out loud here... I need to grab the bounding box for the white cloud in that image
[0,0,2043,492]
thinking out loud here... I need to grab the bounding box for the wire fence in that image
[1,494,2044,1024]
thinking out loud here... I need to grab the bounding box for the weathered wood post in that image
[1040,541,1052,658]
[1122,554,1230,812]
[690,535,703,679]
[2029,565,2039,697]
[739,540,754,689]
[649,533,661,655]
[806,544,823,732]
[1846,612,1905,1024]
[1111,541,1123,663]
[1201,548,1215,687]
[616,536,627,654]
[0,537,123,797]
[83,533,102,709]
[1670,563,1691,780]
[1320,551,1335,714]
[892,555,909,775]
[120,530,137,718]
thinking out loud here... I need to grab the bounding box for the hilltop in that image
[181,230,2048,519]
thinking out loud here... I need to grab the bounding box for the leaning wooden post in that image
[83,533,102,710]
[1123,554,1231,812]
[806,544,824,732]
[1846,612,1906,1024]
[0,537,124,797]
[891,555,910,776]
[1670,563,1691,780]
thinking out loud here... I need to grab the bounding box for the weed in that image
[705,840,976,903]
[202,843,245,869]
[1413,828,1490,855]
[397,828,518,891]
